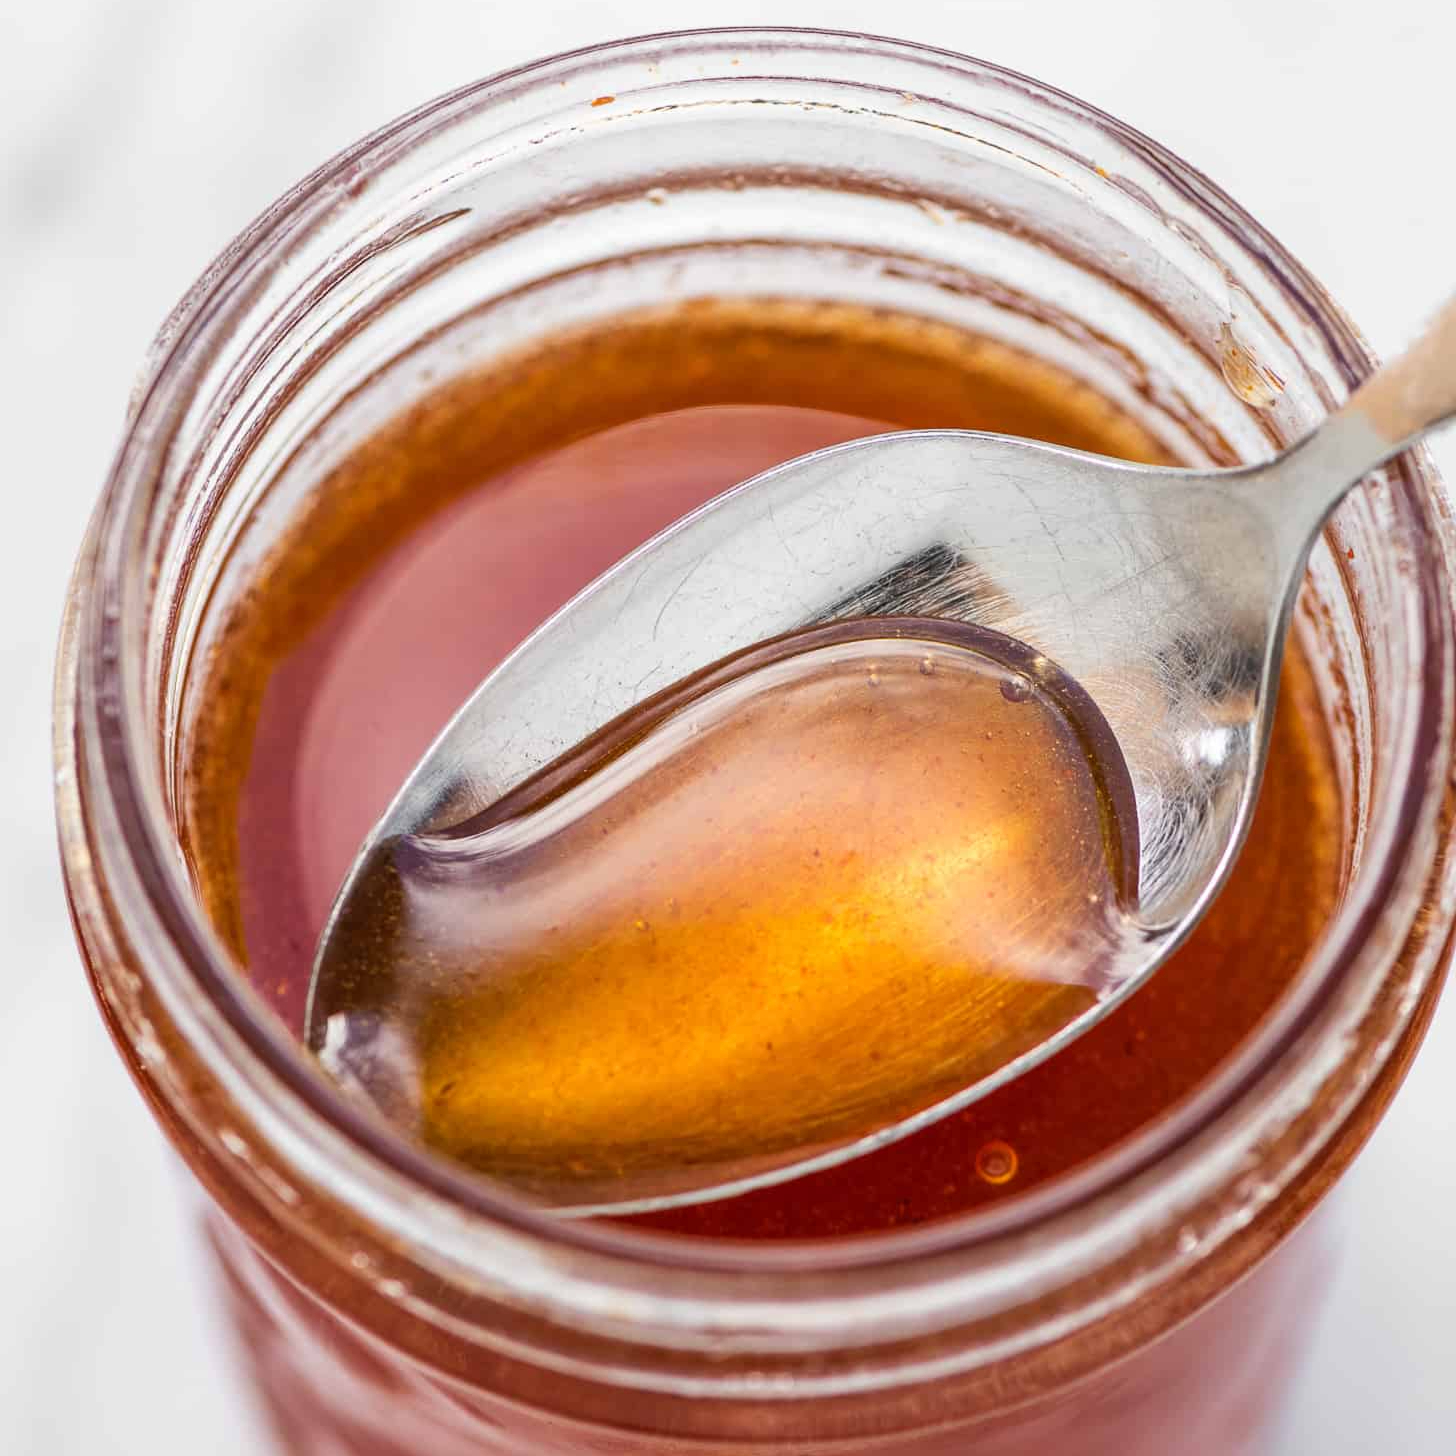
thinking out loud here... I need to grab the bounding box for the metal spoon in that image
[308,298,1456,1214]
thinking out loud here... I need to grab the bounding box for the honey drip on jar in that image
[309,618,1138,1210]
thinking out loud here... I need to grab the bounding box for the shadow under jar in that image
[54,28,1456,1456]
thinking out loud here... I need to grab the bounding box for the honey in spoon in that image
[309,617,1137,1212]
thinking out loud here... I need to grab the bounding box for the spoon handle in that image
[1341,295,1456,451]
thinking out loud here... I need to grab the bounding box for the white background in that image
[3,2,1454,1452]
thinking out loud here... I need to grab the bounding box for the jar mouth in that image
[68,25,1453,1313]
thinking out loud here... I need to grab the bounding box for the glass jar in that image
[54,28,1456,1456]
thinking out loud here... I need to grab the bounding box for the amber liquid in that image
[184,298,1341,1239]
[310,619,1139,1207]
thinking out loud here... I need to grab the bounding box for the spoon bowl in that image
[308,298,1456,1213]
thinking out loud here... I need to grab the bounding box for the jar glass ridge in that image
[54,27,1456,1451]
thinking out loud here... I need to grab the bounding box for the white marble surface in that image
[3,2,1453,1452]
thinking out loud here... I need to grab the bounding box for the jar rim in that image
[60,25,1456,1343]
